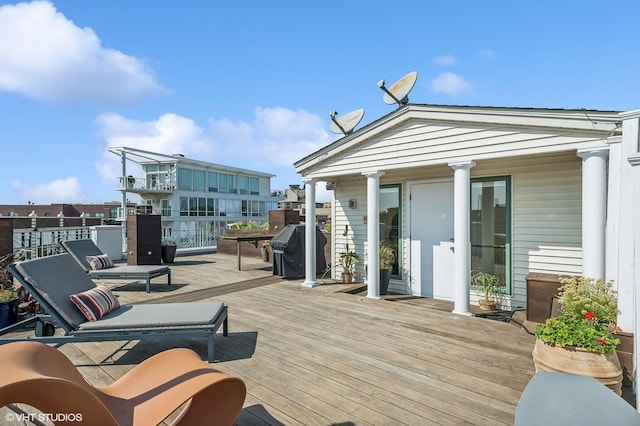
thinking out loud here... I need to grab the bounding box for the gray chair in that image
[515,371,640,425]
[62,239,170,293]
[1,253,227,363]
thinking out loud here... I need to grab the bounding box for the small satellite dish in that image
[377,71,418,107]
[329,108,365,135]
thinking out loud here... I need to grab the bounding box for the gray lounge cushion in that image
[62,239,169,276]
[79,302,225,330]
[16,253,99,329]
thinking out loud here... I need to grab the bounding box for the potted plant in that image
[161,238,177,264]
[0,252,19,329]
[533,276,623,394]
[379,244,395,295]
[261,241,270,263]
[471,270,501,310]
[339,225,359,283]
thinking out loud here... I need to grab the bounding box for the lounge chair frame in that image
[2,254,227,363]
[61,239,171,293]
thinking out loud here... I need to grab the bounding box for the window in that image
[179,197,189,216]
[208,172,218,192]
[239,176,249,194]
[219,199,226,216]
[379,184,401,279]
[241,200,248,216]
[207,198,215,216]
[250,177,259,195]
[198,197,206,216]
[471,176,511,293]
[161,200,171,217]
[189,198,198,216]
[193,170,205,191]
[177,168,192,190]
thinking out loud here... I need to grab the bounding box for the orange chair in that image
[0,341,246,426]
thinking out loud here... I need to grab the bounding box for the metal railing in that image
[12,226,94,259]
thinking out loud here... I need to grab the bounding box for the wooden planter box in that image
[526,272,562,323]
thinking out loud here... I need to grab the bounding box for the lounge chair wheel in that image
[35,321,55,337]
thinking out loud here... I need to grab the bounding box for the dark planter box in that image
[526,272,562,323]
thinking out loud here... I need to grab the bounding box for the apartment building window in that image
[250,177,259,195]
[161,200,171,217]
[219,173,237,193]
[219,199,226,216]
[180,197,189,216]
[207,198,215,216]
[239,176,249,194]
[239,176,260,195]
[208,172,218,192]
[177,168,192,190]
[193,170,205,191]
[229,199,241,216]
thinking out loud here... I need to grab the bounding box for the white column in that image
[630,152,640,413]
[363,171,384,299]
[449,161,475,316]
[301,177,319,288]
[578,147,609,280]
[618,109,640,412]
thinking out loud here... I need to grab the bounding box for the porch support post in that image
[578,147,609,280]
[449,160,475,316]
[363,171,385,299]
[617,109,640,412]
[301,177,319,288]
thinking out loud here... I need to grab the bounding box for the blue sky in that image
[1,1,639,205]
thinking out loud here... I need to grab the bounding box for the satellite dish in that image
[329,108,365,135]
[377,71,418,107]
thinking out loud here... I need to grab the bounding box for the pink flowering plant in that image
[534,276,621,354]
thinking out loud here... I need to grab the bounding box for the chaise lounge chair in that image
[0,341,246,425]
[2,253,228,363]
[61,239,171,294]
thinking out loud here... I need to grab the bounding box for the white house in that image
[109,147,281,246]
[294,105,640,406]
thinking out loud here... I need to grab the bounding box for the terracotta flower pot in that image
[532,338,623,395]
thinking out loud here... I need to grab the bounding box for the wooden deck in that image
[4,251,545,425]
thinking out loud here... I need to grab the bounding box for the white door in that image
[409,180,454,298]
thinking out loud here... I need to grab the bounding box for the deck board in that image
[1,252,546,425]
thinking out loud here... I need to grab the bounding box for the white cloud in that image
[430,72,473,97]
[477,49,495,60]
[207,106,333,167]
[0,1,167,105]
[94,112,213,182]
[434,54,456,66]
[93,107,332,185]
[10,177,86,204]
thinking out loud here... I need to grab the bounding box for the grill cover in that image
[271,224,327,278]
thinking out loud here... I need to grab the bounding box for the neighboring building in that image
[278,184,331,224]
[109,147,282,246]
[0,202,129,220]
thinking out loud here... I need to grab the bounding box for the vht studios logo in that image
[6,412,83,423]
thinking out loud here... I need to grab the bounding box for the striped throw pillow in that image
[86,254,114,270]
[70,285,120,321]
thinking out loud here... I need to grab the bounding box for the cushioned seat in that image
[61,239,171,293]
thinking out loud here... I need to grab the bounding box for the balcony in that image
[118,176,175,195]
